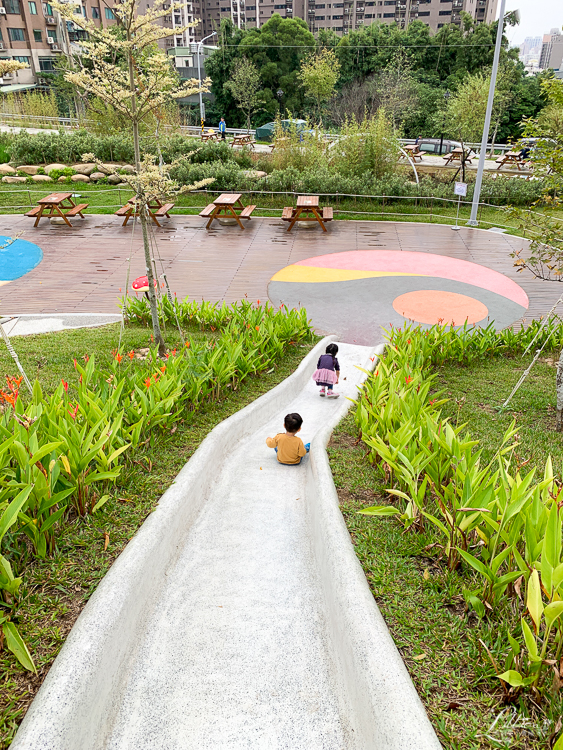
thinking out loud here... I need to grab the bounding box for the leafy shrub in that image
[47,167,76,180]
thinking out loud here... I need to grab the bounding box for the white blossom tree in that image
[0,60,28,77]
[52,0,211,356]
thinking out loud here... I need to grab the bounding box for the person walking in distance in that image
[219,117,226,140]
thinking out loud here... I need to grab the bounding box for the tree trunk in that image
[556,347,563,432]
[127,45,165,357]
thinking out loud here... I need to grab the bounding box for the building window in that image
[418,10,429,15]
[383,1,395,5]
[382,11,393,16]
[365,13,373,17]
[104,6,114,18]
[33,28,41,40]
[47,27,56,39]
[91,5,99,17]
[28,0,37,12]
[8,28,25,40]
[42,2,53,13]
[438,9,451,14]
[38,56,54,70]
[5,0,21,13]
[13,54,29,62]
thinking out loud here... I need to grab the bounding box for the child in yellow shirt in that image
[266,413,310,465]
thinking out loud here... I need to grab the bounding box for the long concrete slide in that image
[12,338,442,750]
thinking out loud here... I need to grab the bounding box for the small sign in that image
[454,182,468,197]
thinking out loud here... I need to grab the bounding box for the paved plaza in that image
[1,215,560,344]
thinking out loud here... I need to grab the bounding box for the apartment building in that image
[245,0,498,36]
[0,0,120,92]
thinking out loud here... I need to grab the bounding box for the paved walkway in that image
[1,215,559,343]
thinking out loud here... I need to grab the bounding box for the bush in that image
[47,167,76,180]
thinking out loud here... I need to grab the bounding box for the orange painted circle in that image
[392,290,488,326]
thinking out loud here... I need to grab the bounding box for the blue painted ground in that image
[0,236,43,281]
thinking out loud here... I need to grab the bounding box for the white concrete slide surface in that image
[12,339,442,750]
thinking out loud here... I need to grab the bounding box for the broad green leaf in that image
[521,619,541,661]
[3,622,36,673]
[544,601,563,630]
[553,730,563,750]
[92,495,110,513]
[459,548,494,583]
[543,501,562,569]
[496,670,524,687]
[29,442,62,467]
[526,569,543,632]
[0,486,32,542]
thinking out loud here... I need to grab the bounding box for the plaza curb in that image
[12,336,441,749]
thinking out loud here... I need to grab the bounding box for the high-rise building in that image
[540,28,563,71]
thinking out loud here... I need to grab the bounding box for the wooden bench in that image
[66,203,88,217]
[25,206,42,217]
[199,204,216,217]
[154,203,174,217]
[282,206,293,221]
[115,205,131,216]
[239,204,256,219]
[322,207,333,221]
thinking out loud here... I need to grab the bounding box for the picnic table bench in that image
[442,147,473,166]
[495,151,528,171]
[231,134,255,149]
[200,131,221,142]
[402,144,423,162]
[282,195,333,233]
[114,198,175,227]
[25,192,89,227]
[199,193,256,230]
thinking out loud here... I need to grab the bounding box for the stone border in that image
[12,337,441,749]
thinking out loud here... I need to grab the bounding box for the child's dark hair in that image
[326,343,339,357]
[284,413,303,433]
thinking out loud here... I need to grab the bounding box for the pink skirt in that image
[312,368,337,385]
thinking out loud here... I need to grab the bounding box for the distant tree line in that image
[205,13,549,141]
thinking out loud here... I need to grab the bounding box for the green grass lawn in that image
[0,181,559,237]
[329,352,562,750]
[0,322,316,750]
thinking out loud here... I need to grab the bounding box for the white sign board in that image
[454,182,468,197]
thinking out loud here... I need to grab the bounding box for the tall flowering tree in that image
[52,0,211,356]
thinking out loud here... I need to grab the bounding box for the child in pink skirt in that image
[312,343,340,398]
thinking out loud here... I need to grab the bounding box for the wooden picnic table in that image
[281,195,333,233]
[231,133,255,149]
[402,144,423,162]
[199,193,256,230]
[442,147,473,166]
[114,197,175,228]
[25,191,89,227]
[200,131,221,142]
[495,151,527,170]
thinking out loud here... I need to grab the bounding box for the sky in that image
[501,0,561,48]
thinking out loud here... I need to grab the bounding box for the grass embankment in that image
[0,322,316,749]
[329,353,562,750]
[0,182,560,236]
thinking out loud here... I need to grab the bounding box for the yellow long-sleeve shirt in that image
[266,433,307,465]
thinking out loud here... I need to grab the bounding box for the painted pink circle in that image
[393,290,489,325]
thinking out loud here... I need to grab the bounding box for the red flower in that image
[112,350,123,363]
[144,377,151,388]
[375,370,379,377]
[83,354,89,363]
[128,350,135,360]
[185,341,190,348]
[257,299,260,304]
[160,365,166,373]
[407,339,411,345]
[170,348,177,357]
[68,403,79,420]
[73,358,78,369]
[405,376,412,384]
[62,379,69,392]
[0,390,16,407]
[255,326,260,331]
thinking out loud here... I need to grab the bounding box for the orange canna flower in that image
[128,350,135,360]
[405,376,412,384]
[73,358,78,369]
[68,403,79,420]
[144,377,151,388]
[185,341,190,348]
[160,365,166,373]
[255,326,260,331]
[62,379,69,392]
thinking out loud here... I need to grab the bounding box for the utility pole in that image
[468,0,517,226]
[195,31,216,129]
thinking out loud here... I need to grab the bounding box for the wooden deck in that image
[0,215,558,333]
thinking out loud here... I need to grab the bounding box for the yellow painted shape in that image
[271,265,426,284]
[0,280,10,287]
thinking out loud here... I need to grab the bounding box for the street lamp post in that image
[195,31,217,130]
[468,0,516,226]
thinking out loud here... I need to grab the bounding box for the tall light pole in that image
[468,1,519,226]
[194,31,217,130]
